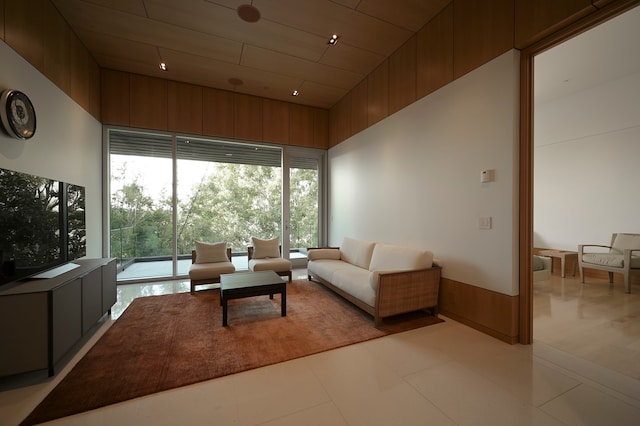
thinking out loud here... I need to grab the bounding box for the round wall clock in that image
[0,89,37,140]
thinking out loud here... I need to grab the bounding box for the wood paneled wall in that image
[1,0,101,119]
[329,0,627,147]
[101,69,329,149]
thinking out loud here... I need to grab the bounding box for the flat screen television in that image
[0,167,86,287]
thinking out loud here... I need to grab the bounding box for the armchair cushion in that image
[194,241,229,264]
[611,233,640,254]
[251,237,281,259]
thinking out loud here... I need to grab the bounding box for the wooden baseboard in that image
[439,278,518,344]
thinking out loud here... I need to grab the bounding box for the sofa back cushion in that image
[368,243,433,272]
[194,241,228,264]
[340,237,376,269]
[611,233,640,254]
[252,237,281,259]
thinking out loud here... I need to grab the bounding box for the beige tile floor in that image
[1,269,639,425]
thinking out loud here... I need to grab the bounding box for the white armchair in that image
[578,233,640,293]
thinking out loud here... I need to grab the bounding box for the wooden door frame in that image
[519,0,640,344]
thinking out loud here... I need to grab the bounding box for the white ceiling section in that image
[52,0,450,108]
[534,4,640,105]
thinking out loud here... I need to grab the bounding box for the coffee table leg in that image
[281,289,286,317]
[222,297,228,326]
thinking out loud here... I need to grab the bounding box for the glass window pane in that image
[290,157,319,254]
[176,137,282,271]
[109,131,173,280]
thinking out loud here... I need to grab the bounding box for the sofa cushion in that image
[331,266,375,308]
[194,241,228,264]
[340,237,375,270]
[368,243,433,272]
[252,237,281,259]
[611,233,640,254]
[188,261,235,280]
[307,248,341,261]
[582,253,640,268]
[249,257,292,272]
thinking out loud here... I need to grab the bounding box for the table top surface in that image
[538,249,578,256]
[220,270,283,290]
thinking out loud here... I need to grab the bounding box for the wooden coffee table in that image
[537,249,578,278]
[219,270,286,326]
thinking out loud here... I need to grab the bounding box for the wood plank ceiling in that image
[51,0,450,109]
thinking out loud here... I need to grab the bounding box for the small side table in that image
[537,249,578,278]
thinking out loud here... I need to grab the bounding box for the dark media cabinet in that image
[0,258,116,379]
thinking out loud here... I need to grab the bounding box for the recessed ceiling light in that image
[237,4,261,23]
[159,62,168,71]
[291,90,299,96]
[328,34,339,45]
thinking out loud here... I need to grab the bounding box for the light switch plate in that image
[479,216,492,229]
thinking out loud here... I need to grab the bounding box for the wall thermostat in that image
[480,169,494,183]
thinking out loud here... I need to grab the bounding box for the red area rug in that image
[21,280,442,425]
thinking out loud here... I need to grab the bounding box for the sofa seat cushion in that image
[308,259,348,283]
[249,257,292,272]
[340,237,375,270]
[308,259,375,307]
[582,253,640,268]
[188,261,235,280]
[331,266,375,308]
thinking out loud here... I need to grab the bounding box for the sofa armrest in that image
[374,267,441,325]
[307,248,341,261]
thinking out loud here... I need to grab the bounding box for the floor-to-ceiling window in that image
[106,128,324,283]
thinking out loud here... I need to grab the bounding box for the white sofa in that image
[307,237,441,326]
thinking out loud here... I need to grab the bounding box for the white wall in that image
[534,70,640,250]
[0,40,103,257]
[328,50,521,296]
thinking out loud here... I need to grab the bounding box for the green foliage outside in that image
[110,160,318,261]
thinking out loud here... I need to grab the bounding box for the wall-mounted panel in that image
[330,93,352,147]
[367,60,389,126]
[388,36,417,115]
[43,0,71,94]
[234,93,262,141]
[350,78,368,135]
[290,104,313,147]
[313,108,329,149]
[69,35,91,111]
[263,98,289,144]
[168,81,203,134]
[101,69,130,126]
[453,0,514,79]
[203,88,234,138]
[515,0,595,48]
[4,0,46,69]
[417,3,454,99]
[0,0,5,41]
[89,59,101,119]
[130,74,168,130]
